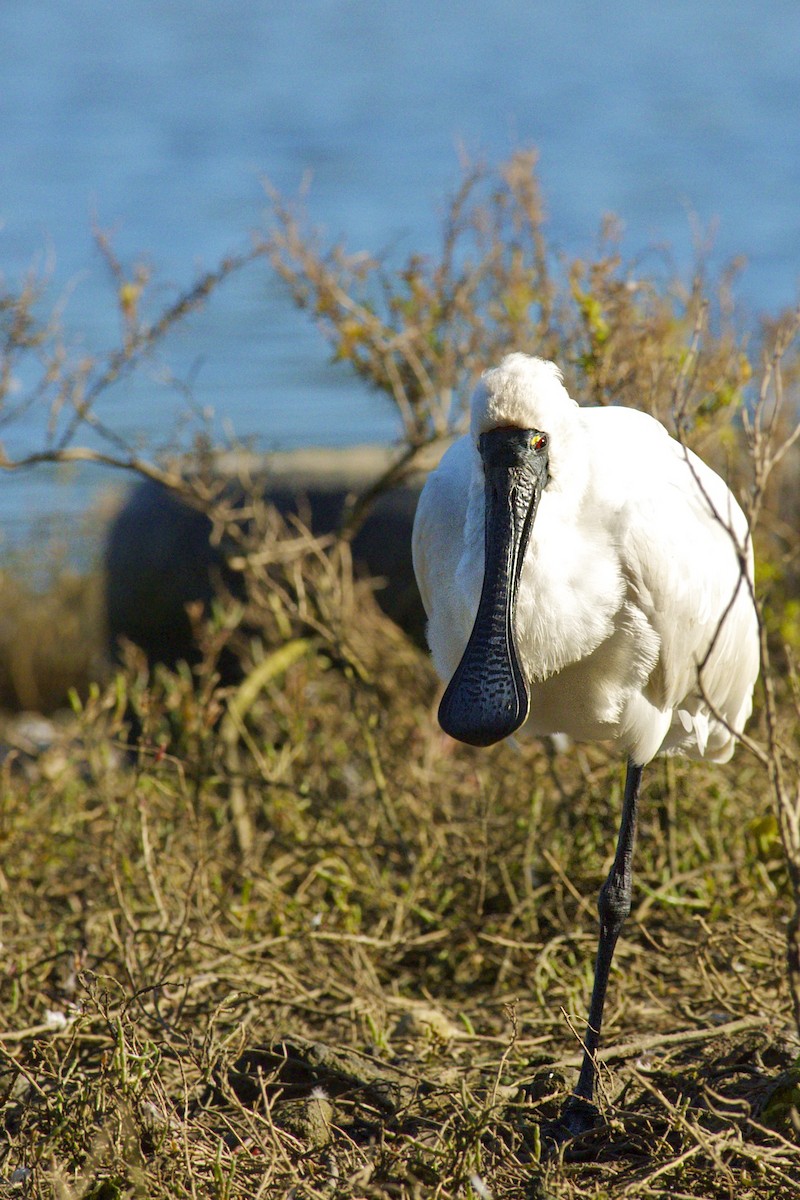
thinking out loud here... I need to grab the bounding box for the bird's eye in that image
[531,433,548,451]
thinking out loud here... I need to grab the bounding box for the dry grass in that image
[0,568,106,712]
[0,515,798,1199]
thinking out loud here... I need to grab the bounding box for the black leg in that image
[561,759,643,1135]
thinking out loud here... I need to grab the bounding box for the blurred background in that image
[1,0,799,550]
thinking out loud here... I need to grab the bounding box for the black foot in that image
[539,1096,600,1156]
[559,1095,600,1137]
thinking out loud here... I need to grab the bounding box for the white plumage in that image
[412,353,759,1134]
[413,353,758,767]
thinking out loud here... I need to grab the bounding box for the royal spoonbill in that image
[412,353,759,1133]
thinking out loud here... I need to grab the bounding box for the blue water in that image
[1,0,799,549]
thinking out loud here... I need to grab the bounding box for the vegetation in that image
[0,149,799,1197]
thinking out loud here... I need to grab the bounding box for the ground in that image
[0,558,798,1200]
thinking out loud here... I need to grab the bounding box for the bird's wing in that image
[412,439,475,678]
[617,441,757,739]
[412,441,468,615]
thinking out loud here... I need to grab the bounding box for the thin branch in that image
[54,243,268,453]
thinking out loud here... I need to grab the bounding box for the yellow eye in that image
[531,433,548,451]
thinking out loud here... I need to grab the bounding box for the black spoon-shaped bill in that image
[438,426,549,746]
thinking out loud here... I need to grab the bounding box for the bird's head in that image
[470,354,578,482]
[438,354,574,746]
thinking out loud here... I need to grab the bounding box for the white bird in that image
[412,353,759,1134]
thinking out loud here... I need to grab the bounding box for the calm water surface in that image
[1,0,798,547]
